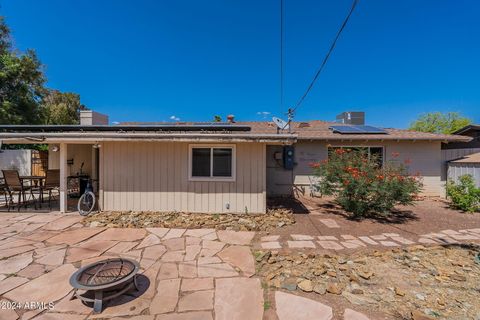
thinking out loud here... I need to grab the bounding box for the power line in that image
[292,0,359,113]
[280,0,285,113]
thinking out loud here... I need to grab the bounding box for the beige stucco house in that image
[0,112,469,214]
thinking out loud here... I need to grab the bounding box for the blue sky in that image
[2,0,479,127]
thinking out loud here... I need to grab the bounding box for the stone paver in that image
[287,240,316,248]
[215,277,263,320]
[358,236,378,245]
[91,228,146,241]
[318,241,344,250]
[36,248,66,266]
[260,235,280,242]
[137,233,161,249]
[150,278,181,314]
[42,216,83,231]
[261,241,281,249]
[379,241,400,247]
[319,219,340,228]
[0,252,33,274]
[291,234,314,241]
[46,227,104,245]
[275,291,333,320]
[178,289,214,311]
[0,276,29,295]
[181,278,214,291]
[163,228,186,240]
[164,237,186,251]
[146,227,170,238]
[156,312,213,320]
[197,263,239,278]
[318,235,338,241]
[217,230,255,245]
[217,246,255,276]
[4,264,76,303]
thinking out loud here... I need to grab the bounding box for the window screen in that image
[191,148,211,177]
[212,148,232,177]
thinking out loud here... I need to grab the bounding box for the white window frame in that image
[328,146,385,166]
[188,144,236,182]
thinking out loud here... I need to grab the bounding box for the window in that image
[328,146,384,167]
[189,145,235,181]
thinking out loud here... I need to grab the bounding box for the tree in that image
[213,115,222,122]
[0,16,86,125]
[409,112,471,134]
[42,90,84,124]
[0,17,47,124]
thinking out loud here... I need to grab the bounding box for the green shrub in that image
[446,174,480,213]
[311,148,422,217]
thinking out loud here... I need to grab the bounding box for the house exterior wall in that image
[49,144,93,177]
[448,163,480,187]
[100,141,266,213]
[267,140,444,197]
[0,149,32,176]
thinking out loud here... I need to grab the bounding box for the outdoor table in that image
[20,175,45,187]
[20,176,46,203]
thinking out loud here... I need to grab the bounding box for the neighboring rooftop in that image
[449,152,480,164]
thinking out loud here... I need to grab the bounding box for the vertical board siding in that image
[448,163,480,187]
[102,141,266,213]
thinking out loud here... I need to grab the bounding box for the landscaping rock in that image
[298,279,313,292]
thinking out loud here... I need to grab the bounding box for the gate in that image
[31,150,48,176]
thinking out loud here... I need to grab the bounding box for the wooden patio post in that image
[59,143,68,213]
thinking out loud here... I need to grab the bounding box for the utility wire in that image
[280,0,285,114]
[292,0,359,113]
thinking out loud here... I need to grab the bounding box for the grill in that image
[69,258,140,313]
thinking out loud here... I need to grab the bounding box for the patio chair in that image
[2,170,37,211]
[0,179,11,210]
[38,169,60,210]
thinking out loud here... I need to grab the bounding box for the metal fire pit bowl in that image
[69,258,140,313]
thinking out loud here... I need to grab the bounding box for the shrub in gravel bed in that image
[311,148,422,217]
[83,208,294,231]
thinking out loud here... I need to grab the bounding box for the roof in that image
[0,120,470,143]
[449,152,480,164]
[121,120,471,142]
[452,124,480,135]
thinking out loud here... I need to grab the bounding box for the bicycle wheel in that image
[78,191,96,216]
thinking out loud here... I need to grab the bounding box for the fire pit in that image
[69,258,140,313]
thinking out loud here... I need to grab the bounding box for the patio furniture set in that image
[0,169,60,211]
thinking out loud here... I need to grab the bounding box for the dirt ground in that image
[265,196,480,244]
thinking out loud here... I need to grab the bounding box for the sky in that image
[2,0,479,128]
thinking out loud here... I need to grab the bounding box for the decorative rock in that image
[313,284,327,294]
[298,279,313,292]
[281,278,297,291]
[275,291,333,320]
[411,310,436,320]
[395,287,406,296]
[327,282,343,295]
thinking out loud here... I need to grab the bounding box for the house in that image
[442,124,480,187]
[0,111,469,214]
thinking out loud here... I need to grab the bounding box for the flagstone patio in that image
[0,212,263,320]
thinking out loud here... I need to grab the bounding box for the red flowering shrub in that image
[311,149,422,217]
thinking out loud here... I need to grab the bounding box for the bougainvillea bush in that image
[310,148,423,217]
